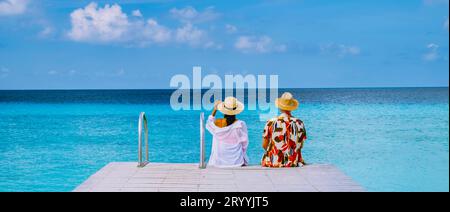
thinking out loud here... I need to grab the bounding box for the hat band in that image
[224,105,238,111]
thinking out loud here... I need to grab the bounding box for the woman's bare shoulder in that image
[214,118,227,128]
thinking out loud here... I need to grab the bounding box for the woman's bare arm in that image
[211,100,221,117]
[262,137,269,150]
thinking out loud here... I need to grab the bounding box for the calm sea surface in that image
[0,88,448,192]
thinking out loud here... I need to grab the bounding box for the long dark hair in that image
[224,115,237,126]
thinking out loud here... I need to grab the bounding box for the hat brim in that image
[275,98,299,111]
[217,101,245,115]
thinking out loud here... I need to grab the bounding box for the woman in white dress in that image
[206,97,249,168]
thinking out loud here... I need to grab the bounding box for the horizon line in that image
[0,86,448,91]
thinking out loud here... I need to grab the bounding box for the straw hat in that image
[275,92,299,111]
[217,97,245,116]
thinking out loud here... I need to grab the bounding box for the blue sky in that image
[0,0,448,89]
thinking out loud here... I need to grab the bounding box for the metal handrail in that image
[199,113,206,169]
[138,112,203,168]
[138,112,149,168]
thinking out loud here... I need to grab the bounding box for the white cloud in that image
[134,19,171,45]
[171,6,197,20]
[320,43,361,57]
[423,43,440,61]
[39,26,54,38]
[67,3,220,48]
[47,70,58,75]
[132,10,142,18]
[115,69,125,77]
[175,23,220,49]
[342,46,361,55]
[46,69,81,77]
[170,6,219,23]
[444,17,449,31]
[204,41,223,50]
[235,36,287,54]
[67,2,172,45]
[0,67,10,78]
[175,23,206,46]
[68,70,77,76]
[170,6,221,48]
[225,24,238,34]
[0,0,28,16]
[67,3,129,43]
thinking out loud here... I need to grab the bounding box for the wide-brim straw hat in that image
[275,92,299,111]
[217,97,245,116]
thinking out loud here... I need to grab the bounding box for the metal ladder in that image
[199,112,206,169]
[138,112,207,169]
[138,112,149,168]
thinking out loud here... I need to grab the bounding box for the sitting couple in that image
[206,92,307,168]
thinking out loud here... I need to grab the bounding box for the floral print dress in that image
[262,113,307,168]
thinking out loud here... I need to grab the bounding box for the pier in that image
[74,163,364,192]
[74,113,364,192]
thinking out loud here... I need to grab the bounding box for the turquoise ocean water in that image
[0,88,448,192]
